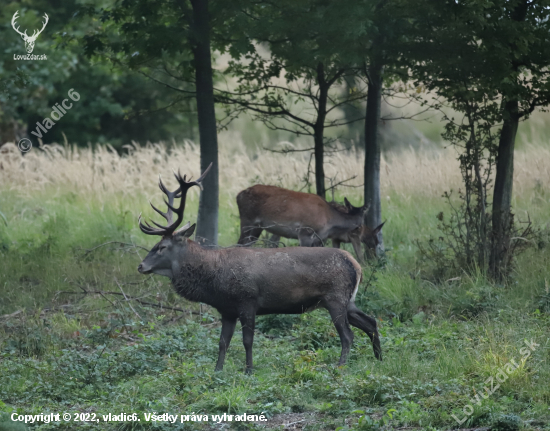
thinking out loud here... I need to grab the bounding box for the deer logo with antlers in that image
[11,11,49,54]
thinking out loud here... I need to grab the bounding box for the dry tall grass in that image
[1,138,549,206]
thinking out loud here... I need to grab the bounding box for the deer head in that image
[137,164,212,277]
[361,221,385,255]
[343,198,369,221]
[12,11,49,54]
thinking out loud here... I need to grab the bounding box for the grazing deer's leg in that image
[332,239,341,248]
[239,312,256,374]
[268,234,280,248]
[350,237,365,264]
[298,231,323,247]
[238,225,263,246]
[326,304,354,366]
[347,303,382,361]
[215,315,238,371]
[311,237,324,247]
[298,231,313,247]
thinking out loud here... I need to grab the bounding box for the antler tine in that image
[138,214,168,235]
[150,201,168,220]
[139,164,212,237]
[195,163,213,189]
[170,162,213,232]
[155,174,182,225]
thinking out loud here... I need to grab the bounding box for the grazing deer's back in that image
[237,184,332,226]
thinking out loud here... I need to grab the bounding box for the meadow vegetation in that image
[0,132,549,430]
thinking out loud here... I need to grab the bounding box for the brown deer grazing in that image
[236,185,384,263]
[327,201,386,259]
[137,166,382,373]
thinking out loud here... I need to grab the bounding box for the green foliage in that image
[0,1,196,148]
[255,314,299,337]
[400,0,550,281]
[350,409,396,431]
[1,166,550,429]
[492,414,523,431]
[0,402,26,431]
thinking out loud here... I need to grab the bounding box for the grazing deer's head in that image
[329,198,368,220]
[137,164,212,278]
[343,197,369,220]
[11,11,49,54]
[361,222,385,254]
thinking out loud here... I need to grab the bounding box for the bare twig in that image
[115,278,142,320]
[325,175,359,194]
[58,289,200,315]
[81,241,149,256]
[0,309,23,320]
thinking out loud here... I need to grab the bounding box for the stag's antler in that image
[139,163,212,236]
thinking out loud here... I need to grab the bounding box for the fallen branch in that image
[80,241,149,257]
[58,289,200,315]
[0,309,23,320]
[115,278,142,320]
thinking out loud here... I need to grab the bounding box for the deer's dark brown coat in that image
[138,167,381,373]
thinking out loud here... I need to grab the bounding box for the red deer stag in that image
[137,165,382,373]
[236,185,384,263]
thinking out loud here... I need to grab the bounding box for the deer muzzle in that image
[137,263,152,274]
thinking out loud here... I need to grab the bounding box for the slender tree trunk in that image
[363,62,384,255]
[314,62,328,199]
[490,100,519,280]
[313,128,325,198]
[488,0,528,280]
[342,76,364,144]
[190,0,219,245]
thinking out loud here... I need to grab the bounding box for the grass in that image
[0,138,549,430]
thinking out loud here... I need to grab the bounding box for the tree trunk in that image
[190,0,219,245]
[488,0,528,280]
[313,127,325,199]
[342,76,364,144]
[490,100,519,280]
[363,61,384,255]
[314,62,328,199]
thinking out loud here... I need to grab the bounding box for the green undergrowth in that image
[1,186,550,430]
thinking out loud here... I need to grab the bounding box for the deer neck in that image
[171,241,221,304]
[327,208,362,238]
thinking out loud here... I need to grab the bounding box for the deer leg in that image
[332,239,342,248]
[327,305,354,366]
[239,312,256,374]
[350,236,365,264]
[298,231,313,247]
[298,231,323,247]
[311,236,324,247]
[268,234,281,248]
[347,303,382,361]
[238,226,263,246]
[215,315,238,371]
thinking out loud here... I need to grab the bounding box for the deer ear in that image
[174,223,196,240]
[372,221,386,235]
[344,197,353,210]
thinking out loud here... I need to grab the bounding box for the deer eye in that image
[158,246,166,253]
